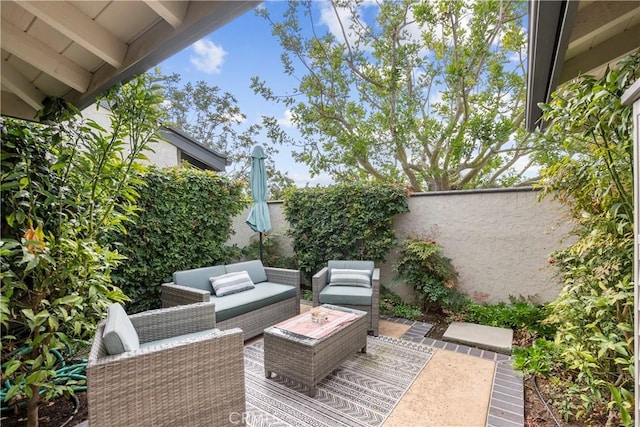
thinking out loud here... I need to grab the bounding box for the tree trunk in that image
[26,384,39,427]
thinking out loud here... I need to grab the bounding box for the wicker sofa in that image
[87,302,245,427]
[161,260,300,340]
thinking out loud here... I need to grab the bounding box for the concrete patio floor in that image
[377,316,524,427]
[299,303,525,427]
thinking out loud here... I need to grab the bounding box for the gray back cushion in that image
[174,265,226,292]
[102,303,140,355]
[225,260,267,283]
[327,260,374,283]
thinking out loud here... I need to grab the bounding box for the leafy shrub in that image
[512,338,562,376]
[106,167,246,313]
[1,75,163,424]
[283,182,409,280]
[393,238,465,311]
[301,289,313,301]
[238,232,297,270]
[535,51,639,425]
[461,301,556,341]
[379,292,423,320]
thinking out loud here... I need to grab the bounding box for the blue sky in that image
[158,2,330,187]
[158,2,534,187]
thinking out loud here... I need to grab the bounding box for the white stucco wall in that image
[228,188,574,304]
[81,104,180,168]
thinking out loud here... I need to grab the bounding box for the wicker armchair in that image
[87,302,246,427]
[312,260,380,336]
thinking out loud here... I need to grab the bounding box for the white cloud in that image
[290,171,334,187]
[319,2,356,45]
[224,111,246,125]
[190,39,227,74]
[318,1,376,48]
[278,110,295,128]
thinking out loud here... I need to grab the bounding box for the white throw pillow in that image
[210,271,255,297]
[102,303,140,355]
[329,268,372,288]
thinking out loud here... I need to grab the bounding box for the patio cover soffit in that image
[526,0,640,131]
[1,1,261,122]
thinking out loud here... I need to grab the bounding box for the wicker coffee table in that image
[263,304,368,396]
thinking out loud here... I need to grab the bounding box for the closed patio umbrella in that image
[246,145,271,262]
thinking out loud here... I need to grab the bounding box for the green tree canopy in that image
[156,71,294,199]
[253,0,533,191]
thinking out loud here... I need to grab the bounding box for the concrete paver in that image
[443,322,513,354]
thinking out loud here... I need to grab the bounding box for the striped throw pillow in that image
[210,271,255,297]
[329,268,372,288]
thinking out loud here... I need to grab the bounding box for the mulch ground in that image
[1,392,88,427]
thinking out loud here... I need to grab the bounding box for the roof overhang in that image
[160,126,231,172]
[1,1,261,122]
[526,0,640,131]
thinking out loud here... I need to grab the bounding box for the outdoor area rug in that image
[243,336,436,427]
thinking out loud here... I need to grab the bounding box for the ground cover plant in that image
[379,291,423,321]
[460,300,555,345]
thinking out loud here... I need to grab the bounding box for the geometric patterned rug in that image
[243,336,435,426]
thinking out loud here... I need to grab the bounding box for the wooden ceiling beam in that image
[17,1,127,68]
[569,2,639,45]
[1,18,92,93]
[561,22,640,83]
[1,62,45,111]
[143,1,189,29]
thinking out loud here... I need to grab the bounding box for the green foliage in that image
[393,238,464,311]
[1,74,163,424]
[254,1,535,191]
[379,292,423,321]
[283,182,409,280]
[461,301,555,340]
[535,51,639,425]
[301,290,313,302]
[512,338,562,377]
[237,232,298,270]
[106,167,247,313]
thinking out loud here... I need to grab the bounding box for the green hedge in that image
[283,182,409,280]
[107,167,247,312]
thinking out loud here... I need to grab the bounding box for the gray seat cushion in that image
[174,265,226,292]
[319,285,372,306]
[139,328,220,349]
[225,260,267,284]
[212,282,297,321]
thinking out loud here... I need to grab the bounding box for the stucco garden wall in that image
[228,188,574,304]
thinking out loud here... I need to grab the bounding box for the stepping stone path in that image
[443,322,513,354]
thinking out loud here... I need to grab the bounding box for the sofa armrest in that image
[264,267,301,289]
[371,267,380,313]
[161,282,210,308]
[312,267,329,306]
[130,302,216,343]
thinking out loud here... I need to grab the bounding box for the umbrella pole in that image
[259,232,264,262]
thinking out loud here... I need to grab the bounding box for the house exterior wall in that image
[81,105,180,168]
[229,188,574,304]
